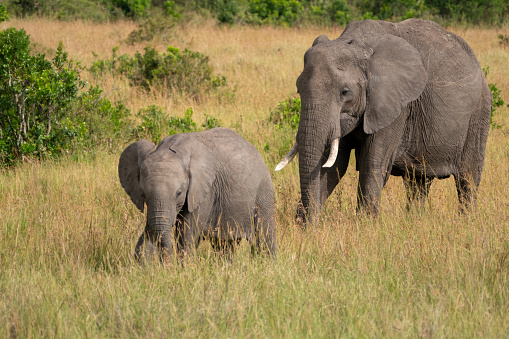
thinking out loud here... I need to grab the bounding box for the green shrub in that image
[426,0,506,25]
[6,0,121,22]
[131,105,170,143]
[499,34,509,47]
[266,96,300,158]
[483,66,505,128]
[131,105,221,143]
[246,0,303,26]
[125,13,179,44]
[202,113,221,129]
[0,28,85,165]
[112,0,151,18]
[0,2,9,22]
[307,0,351,26]
[91,45,227,99]
[168,107,198,135]
[0,28,131,166]
[268,96,301,129]
[69,85,131,148]
[357,0,427,21]
[216,0,241,24]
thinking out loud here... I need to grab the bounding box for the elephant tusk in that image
[322,138,339,168]
[275,142,298,171]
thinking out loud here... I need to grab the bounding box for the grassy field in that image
[1,18,509,337]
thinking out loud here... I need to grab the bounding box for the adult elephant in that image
[276,19,492,224]
[119,128,276,262]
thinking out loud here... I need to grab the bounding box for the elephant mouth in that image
[275,137,339,171]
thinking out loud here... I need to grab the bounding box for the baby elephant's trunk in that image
[135,203,175,263]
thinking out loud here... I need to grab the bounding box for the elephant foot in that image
[294,201,309,229]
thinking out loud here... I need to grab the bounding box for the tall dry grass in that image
[0,18,508,337]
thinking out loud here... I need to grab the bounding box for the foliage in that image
[307,0,351,26]
[0,2,9,22]
[0,28,85,165]
[69,85,132,148]
[357,0,427,21]
[131,105,219,144]
[90,45,227,99]
[246,0,303,26]
[1,0,508,25]
[499,34,509,47]
[483,66,505,129]
[5,0,122,22]
[425,0,507,25]
[216,0,242,24]
[268,96,301,129]
[0,28,131,166]
[111,0,151,18]
[124,10,180,45]
[202,113,221,129]
[164,0,182,19]
[265,96,301,158]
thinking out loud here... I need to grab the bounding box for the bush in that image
[0,28,131,166]
[131,105,219,143]
[425,0,507,25]
[125,13,179,45]
[0,2,9,22]
[5,0,122,22]
[0,28,85,164]
[356,0,427,21]
[303,0,351,26]
[483,67,505,128]
[246,0,303,26]
[90,45,227,99]
[216,0,241,24]
[2,0,507,25]
[265,96,301,158]
[69,85,131,148]
[268,96,301,129]
[499,34,509,47]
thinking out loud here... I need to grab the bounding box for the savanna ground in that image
[1,17,509,337]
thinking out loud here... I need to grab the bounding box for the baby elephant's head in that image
[118,134,217,263]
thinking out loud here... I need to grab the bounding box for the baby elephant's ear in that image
[186,138,217,213]
[118,139,155,212]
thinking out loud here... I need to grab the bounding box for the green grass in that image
[1,18,509,338]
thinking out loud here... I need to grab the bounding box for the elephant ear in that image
[312,34,330,47]
[166,134,217,213]
[186,138,217,213]
[118,139,155,212]
[363,34,428,134]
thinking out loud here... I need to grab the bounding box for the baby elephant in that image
[119,127,276,262]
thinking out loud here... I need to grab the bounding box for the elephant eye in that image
[176,189,182,199]
[341,89,350,96]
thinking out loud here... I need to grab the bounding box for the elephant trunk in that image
[297,111,332,225]
[136,199,175,262]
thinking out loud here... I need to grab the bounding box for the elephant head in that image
[119,134,217,262]
[276,31,428,224]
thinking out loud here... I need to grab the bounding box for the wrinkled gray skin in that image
[119,128,276,262]
[279,19,492,224]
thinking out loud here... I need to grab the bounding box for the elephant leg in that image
[179,212,202,258]
[357,171,387,215]
[454,172,478,212]
[403,172,433,211]
[252,201,276,257]
[134,232,158,263]
[174,215,185,258]
[356,121,406,215]
[454,84,490,212]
